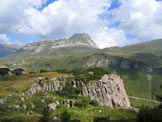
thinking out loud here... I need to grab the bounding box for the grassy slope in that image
[103,39,162,66]
[0,39,162,112]
[113,69,150,99]
[0,71,138,122]
[0,46,100,70]
[4,47,101,60]
[104,39,162,56]
[0,72,72,97]
[151,74,162,99]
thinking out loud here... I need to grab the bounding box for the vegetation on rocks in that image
[56,82,81,99]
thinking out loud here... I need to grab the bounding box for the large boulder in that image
[0,67,12,76]
[74,74,131,108]
[0,67,24,76]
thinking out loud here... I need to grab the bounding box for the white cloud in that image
[112,0,162,42]
[0,34,11,44]
[19,0,111,39]
[0,0,47,34]
[1,0,162,48]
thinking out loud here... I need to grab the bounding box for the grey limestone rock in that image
[0,98,7,104]
[74,74,131,108]
[22,104,27,110]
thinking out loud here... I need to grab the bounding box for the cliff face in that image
[73,74,130,108]
[86,54,144,69]
[21,33,98,55]
[27,74,131,108]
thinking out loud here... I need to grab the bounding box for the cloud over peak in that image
[0,0,162,48]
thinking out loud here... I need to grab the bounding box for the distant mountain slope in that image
[4,33,99,60]
[104,39,162,56]
[2,38,162,69]
[0,44,21,58]
[103,39,162,66]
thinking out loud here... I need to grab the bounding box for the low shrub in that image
[89,100,99,106]
[6,87,18,93]
[40,69,48,73]
[93,116,110,122]
[72,67,111,83]
[60,110,71,122]
[136,106,162,122]
[0,117,24,122]
[0,68,10,75]
[39,106,51,122]
[57,83,81,98]
[75,98,90,108]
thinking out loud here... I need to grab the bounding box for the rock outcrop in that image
[73,74,131,108]
[0,67,24,76]
[27,74,130,108]
[27,77,66,95]
[86,54,144,69]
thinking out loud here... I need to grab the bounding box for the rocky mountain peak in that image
[68,33,98,48]
[21,33,98,54]
[69,33,92,42]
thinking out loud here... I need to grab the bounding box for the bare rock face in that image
[86,54,143,69]
[74,74,131,108]
[22,33,98,55]
[27,74,130,108]
[28,80,65,95]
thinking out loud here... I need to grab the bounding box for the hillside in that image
[0,43,21,58]
[3,38,162,69]
[1,37,162,101]
[103,39,162,66]
[6,33,98,58]
[0,68,138,122]
[0,37,162,122]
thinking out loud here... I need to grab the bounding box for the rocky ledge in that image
[73,74,131,108]
[27,74,131,108]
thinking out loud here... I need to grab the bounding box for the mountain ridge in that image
[0,43,21,58]
[21,33,98,55]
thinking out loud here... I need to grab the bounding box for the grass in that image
[0,68,161,122]
[103,39,162,67]
[0,71,72,97]
[114,69,151,99]
[130,99,159,109]
[151,74,162,99]
[52,106,137,122]
[0,106,137,122]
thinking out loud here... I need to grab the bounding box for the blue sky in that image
[38,0,57,10]
[0,0,162,48]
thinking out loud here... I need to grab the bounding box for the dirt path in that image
[128,96,161,104]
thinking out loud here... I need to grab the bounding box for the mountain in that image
[3,33,99,60]
[17,33,98,56]
[2,36,162,70]
[102,39,162,66]
[24,33,98,50]
[0,43,21,58]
